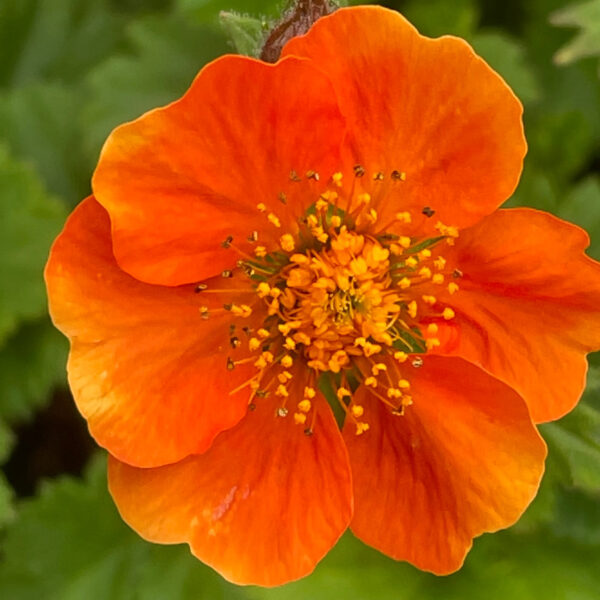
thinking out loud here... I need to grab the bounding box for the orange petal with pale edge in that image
[45,197,258,468]
[344,356,546,574]
[283,6,526,232]
[108,393,352,587]
[439,208,600,423]
[92,55,345,286]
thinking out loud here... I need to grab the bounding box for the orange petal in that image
[92,55,345,286]
[439,208,600,423]
[283,6,526,233]
[344,356,546,574]
[45,197,260,467]
[108,392,352,586]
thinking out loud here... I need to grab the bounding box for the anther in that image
[289,170,301,182]
[221,235,233,248]
[373,171,384,181]
[412,357,424,368]
[453,269,463,278]
[277,407,289,417]
[226,357,235,370]
[422,206,435,218]
[247,231,258,242]
[306,170,320,181]
[267,213,281,228]
[391,170,406,181]
[229,336,241,349]
[280,234,295,252]
[294,412,307,425]
[221,270,233,278]
[194,283,208,293]
[443,307,455,320]
[199,306,209,319]
[298,399,312,413]
[351,405,364,418]
[278,192,287,204]
[353,164,365,177]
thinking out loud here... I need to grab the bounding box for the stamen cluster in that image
[195,169,461,435]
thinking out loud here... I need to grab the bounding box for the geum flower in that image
[45,6,600,587]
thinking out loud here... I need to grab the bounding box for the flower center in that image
[196,169,462,435]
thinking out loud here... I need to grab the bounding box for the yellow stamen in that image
[280,234,295,252]
[351,405,364,418]
[298,399,312,413]
[294,412,307,425]
[267,213,281,228]
[443,307,455,320]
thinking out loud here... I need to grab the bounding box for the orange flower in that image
[45,6,600,587]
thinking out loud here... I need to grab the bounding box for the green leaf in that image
[177,0,282,19]
[0,319,68,423]
[0,83,91,204]
[219,11,269,56]
[0,0,123,88]
[0,420,16,530]
[556,176,600,260]
[0,471,16,532]
[82,13,229,162]
[471,31,541,104]
[403,0,479,39]
[539,367,600,492]
[0,454,234,600]
[0,145,66,345]
[551,0,600,71]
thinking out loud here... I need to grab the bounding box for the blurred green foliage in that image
[0,0,599,598]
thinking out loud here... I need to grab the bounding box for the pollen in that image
[405,256,418,268]
[351,404,364,418]
[254,246,267,258]
[304,386,316,399]
[256,203,267,212]
[448,282,459,294]
[395,211,412,224]
[281,355,293,368]
[267,213,281,228]
[280,234,295,252]
[294,412,307,425]
[443,307,456,320]
[256,282,271,298]
[332,172,343,187]
[297,399,312,413]
[231,304,252,318]
[355,422,370,435]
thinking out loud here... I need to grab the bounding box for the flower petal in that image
[45,197,259,467]
[92,55,345,286]
[108,391,353,587]
[344,356,546,574]
[283,6,526,232]
[438,208,600,423]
